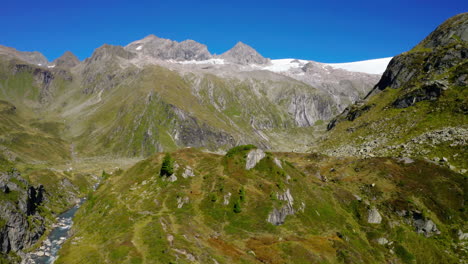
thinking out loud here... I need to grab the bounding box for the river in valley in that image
[23,199,84,264]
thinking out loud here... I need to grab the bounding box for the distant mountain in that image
[0,32,387,157]
[125,34,212,61]
[0,45,48,66]
[218,41,270,65]
[52,51,80,68]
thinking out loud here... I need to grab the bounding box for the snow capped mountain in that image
[326,57,393,74]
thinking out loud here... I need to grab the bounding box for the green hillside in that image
[57,147,467,263]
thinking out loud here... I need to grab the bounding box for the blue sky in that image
[1,0,466,62]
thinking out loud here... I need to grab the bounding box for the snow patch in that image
[136,45,143,51]
[175,58,226,65]
[326,57,392,74]
[258,59,308,73]
[48,65,56,68]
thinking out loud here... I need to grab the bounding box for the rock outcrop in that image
[0,170,46,254]
[245,149,266,170]
[267,189,295,225]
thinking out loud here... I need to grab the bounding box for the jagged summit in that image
[53,51,80,68]
[219,41,269,65]
[125,35,212,61]
[87,44,136,63]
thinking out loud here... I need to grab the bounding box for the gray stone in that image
[458,230,468,240]
[245,149,266,170]
[367,207,382,224]
[377,237,389,245]
[267,189,295,225]
[223,192,231,205]
[413,213,440,237]
[168,174,177,182]
[273,157,283,169]
[181,167,195,178]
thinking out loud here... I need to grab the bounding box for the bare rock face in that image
[245,149,266,170]
[126,35,212,61]
[267,189,295,225]
[219,42,269,65]
[0,170,46,254]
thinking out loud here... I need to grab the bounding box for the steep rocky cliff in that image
[0,170,45,257]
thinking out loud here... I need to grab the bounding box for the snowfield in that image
[254,57,392,75]
[259,59,308,72]
[326,57,392,74]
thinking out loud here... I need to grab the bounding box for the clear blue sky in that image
[1,0,466,62]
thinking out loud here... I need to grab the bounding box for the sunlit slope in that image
[57,147,466,264]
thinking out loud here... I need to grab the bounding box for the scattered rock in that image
[367,207,382,224]
[182,167,195,178]
[414,218,440,237]
[458,230,468,240]
[377,237,389,245]
[273,157,283,169]
[223,192,231,205]
[177,196,189,209]
[168,174,177,182]
[167,234,174,246]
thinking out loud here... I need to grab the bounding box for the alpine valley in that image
[0,12,466,264]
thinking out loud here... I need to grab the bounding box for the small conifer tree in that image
[160,153,174,176]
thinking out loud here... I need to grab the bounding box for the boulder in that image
[245,149,266,170]
[367,207,382,224]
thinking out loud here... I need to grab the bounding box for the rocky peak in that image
[219,41,269,65]
[53,51,80,68]
[0,45,48,66]
[417,12,468,49]
[125,35,212,61]
[87,44,137,63]
[367,13,467,97]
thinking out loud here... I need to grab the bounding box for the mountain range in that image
[0,11,466,264]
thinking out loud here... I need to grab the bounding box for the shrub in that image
[225,145,256,158]
[239,187,246,202]
[233,199,242,213]
[210,193,217,202]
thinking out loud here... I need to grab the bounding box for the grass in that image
[55,148,467,263]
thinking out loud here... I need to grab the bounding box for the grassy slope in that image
[57,148,466,264]
[317,38,468,171]
[63,65,326,156]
